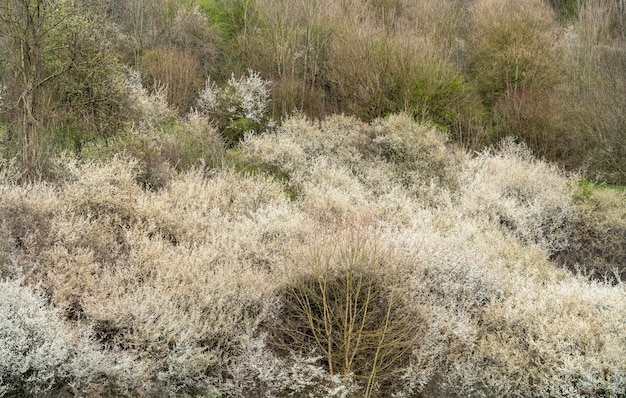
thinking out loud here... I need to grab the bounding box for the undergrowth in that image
[1,113,624,397]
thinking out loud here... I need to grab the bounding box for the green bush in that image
[548,0,583,21]
[468,0,562,107]
[405,52,487,145]
[466,0,567,159]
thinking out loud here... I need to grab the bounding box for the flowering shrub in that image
[124,67,178,133]
[2,112,625,396]
[197,69,274,146]
[0,82,4,110]
[0,281,132,397]
[0,281,72,397]
[458,138,575,254]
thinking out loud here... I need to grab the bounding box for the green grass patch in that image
[227,149,299,201]
[598,184,626,191]
[575,180,626,203]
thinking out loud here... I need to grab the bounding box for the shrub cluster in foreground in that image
[1,114,625,397]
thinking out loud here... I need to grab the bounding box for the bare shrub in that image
[271,232,425,397]
[141,47,204,115]
[559,0,626,183]
[169,5,219,68]
[241,0,333,117]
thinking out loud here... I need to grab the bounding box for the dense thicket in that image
[0,0,624,182]
[1,1,626,396]
[0,112,625,396]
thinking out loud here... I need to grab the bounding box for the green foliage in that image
[227,148,299,201]
[548,0,583,21]
[468,0,563,107]
[51,126,92,153]
[195,0,255,79]
[199,0,254,39]
[0,0,133,178]
[600,184,626,191]
[406,54,487,143]
[573,179,596,203]
[223,117,258,147]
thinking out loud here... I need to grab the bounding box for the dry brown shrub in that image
[559,0,626,183]
[242,0,334,117]
[141,47,204,115]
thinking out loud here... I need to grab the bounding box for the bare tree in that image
[0,0,133,177]
[0,0,77,177]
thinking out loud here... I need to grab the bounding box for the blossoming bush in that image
[0,280,132,397]
[1,112,625,397]
[457,138,575,254]
[197,69,274,146]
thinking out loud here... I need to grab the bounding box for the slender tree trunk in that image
[13,0,45,178]
[21,84,39,178]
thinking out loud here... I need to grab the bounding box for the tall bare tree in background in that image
[0,0,131,178]
[0,0,74,177]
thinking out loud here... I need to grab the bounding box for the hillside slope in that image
[1,114,625,397]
